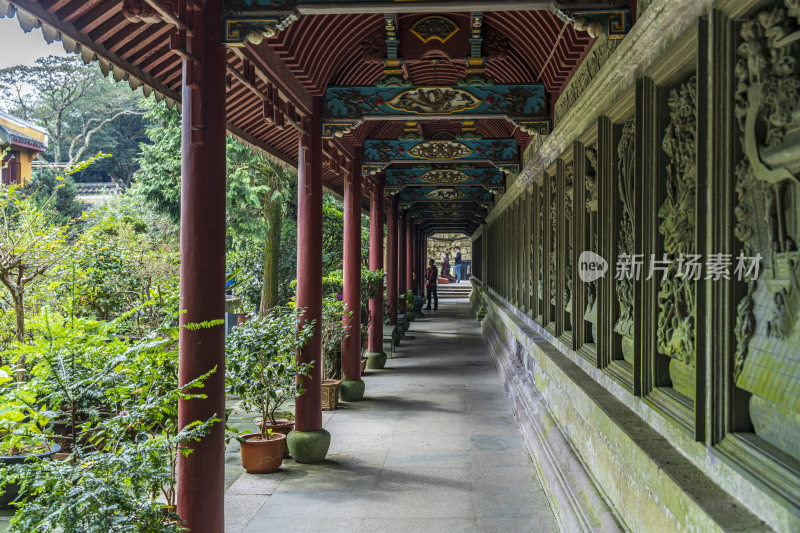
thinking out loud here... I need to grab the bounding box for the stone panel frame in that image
[575,125,600,366]
[710,1,800,514]
[531,181,542,321]
[534,170,551,328]
[544,165,557,334]
[599,86,638,394]
[472,232,483,282]
[638,22,707,440]
[523,187,533,318]
[556,153,574,345]
[514,195,526,312]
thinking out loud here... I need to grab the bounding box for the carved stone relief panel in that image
[614,118,636,365]
[658,75,698,401]
[733,1,800,462]
[585,144,599,343]
[565,161,575,331]
[537,183,545,318]
[550,173,558,318]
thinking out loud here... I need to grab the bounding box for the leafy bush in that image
[321,297,351,380]
[0,315,220,532]
[226,307,315,436]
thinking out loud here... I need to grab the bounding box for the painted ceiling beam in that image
[322,85,549,138]
[420,225,480,233]
[419,223,481,232]
[363,138,519,176]
[385,167,505,190]
[225,1,628,16]
[405,200,488,217]
[399,186,494,205]
[224,2,631,45]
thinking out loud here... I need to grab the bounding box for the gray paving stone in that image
[252,490,373,518]
[477,516,558,533]
[360,518,477,533]
[474,489,553,519]
[224,494,269,533]
[366,487,475,519]
[470,434,527,451]
[227,299,556,533]
[243,517,365,533]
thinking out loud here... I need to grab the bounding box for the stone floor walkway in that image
[226,298,558,533]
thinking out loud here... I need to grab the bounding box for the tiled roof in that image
[0,123,46,153]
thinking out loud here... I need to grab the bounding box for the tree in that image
[322,196,345,275]
[21,168,84,224]
[0,154,105,377]
[134,98,182,222]
[137,101,300,313]
[0,55,143,169]
[227,143,294,314]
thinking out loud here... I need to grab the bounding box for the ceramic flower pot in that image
[239,433,286,474]
[256,418,294,458]
[321,379,341,411]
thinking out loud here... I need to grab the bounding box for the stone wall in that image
[472,0,800,531]
[426,233,471,267]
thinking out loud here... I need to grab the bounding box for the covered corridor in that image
[3,0,799,530]
[224,298,557,533]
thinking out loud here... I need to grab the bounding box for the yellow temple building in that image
[0,111,48,186]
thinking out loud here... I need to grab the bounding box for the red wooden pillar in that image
[410,223,417,291]
[398,210,407,312]
[341,155,364,401]
[366,175,387,368]
[416,228,422,291]
[176,3,226,531]
[406,218,413,292]
[288,97,330,463]
[423,233,429,284]
[417,228,423,290]
[386,196,398,325]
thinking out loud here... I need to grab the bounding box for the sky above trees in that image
[0,17,66,69]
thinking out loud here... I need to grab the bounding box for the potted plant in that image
[360,268,384,371]
[226,306,315,468]
[320,297,351,411]
[406,289,416,322]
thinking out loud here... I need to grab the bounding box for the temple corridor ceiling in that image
[0,0,632,234]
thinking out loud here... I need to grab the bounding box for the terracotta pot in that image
[321,379,341,411]
[256,418,294,458]
[239,432,285,474]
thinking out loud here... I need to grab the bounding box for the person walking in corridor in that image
[425,259,438,310]
[454,246,462,284]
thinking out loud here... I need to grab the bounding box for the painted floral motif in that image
[425,189,466,201]
[399,187,492,204]
[387,88,481,115]
[418,169,470,184]
[325,85,546,121]
[408,141,473,160]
